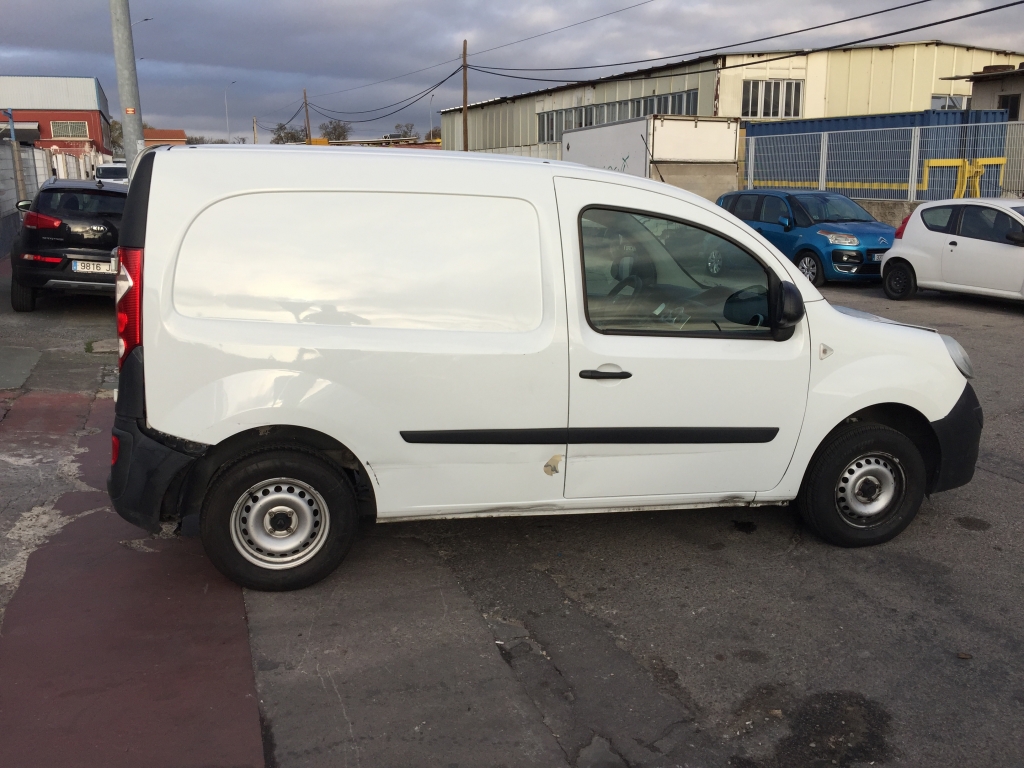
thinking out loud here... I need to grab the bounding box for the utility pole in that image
[303,88,311,144]
[3,109,27,203]
[253,117,258,145]
[224,81,236,142]
[462,40,468,152]
[108,0,145,167]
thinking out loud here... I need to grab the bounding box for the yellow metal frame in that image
[753,156,1007,197]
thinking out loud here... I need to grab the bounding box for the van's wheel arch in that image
[200,446,359,590]
[797,422,926,547]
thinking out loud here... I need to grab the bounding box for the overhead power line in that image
[257,0,657,119]
[466,0,1024,86]
[474,0,942,71]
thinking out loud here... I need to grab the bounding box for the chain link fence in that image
[743,121,1024,201]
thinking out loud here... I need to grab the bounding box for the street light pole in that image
[429,93,434,141]
[225,81,237,142]
[108,0,145,166]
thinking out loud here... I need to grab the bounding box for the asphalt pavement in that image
[1,256,1021,767]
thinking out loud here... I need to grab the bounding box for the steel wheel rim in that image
[707,251,723,274]
[835,453,904,529]
[888,269,907,295]
[798,256,817,281]
[229,477,330,569]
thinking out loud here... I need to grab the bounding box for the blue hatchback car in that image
[716,190,896,286]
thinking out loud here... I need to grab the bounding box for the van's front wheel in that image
[200,449,358,590]
[798,424,925,547]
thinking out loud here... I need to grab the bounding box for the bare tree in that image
[271,123,307,144]
[394,122,420,139]
[424,126,441,141]
[319,119,352,142]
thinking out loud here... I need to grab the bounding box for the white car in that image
[882,198,1024,301]
[95,162,129,185]
[107,145,982,591]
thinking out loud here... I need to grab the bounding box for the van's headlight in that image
[818,230,859,246]
[941,334,974,379]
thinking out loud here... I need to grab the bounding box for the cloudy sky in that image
[2,0,1021,140]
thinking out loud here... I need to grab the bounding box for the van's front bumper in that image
[107,347,203,532]
[929,382,983,493]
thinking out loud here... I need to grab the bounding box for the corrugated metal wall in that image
[442,43,1024,159]
[0,76,110,116]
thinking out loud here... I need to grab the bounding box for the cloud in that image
[1,0,1020,140]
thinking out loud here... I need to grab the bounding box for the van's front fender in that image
[758,300,971,501]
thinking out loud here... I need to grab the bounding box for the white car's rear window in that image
[173,192,544,332]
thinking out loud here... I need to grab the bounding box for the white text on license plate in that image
[72,260,115,274]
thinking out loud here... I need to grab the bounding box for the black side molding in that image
[401,427,778,445]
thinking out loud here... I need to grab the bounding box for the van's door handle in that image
[949,241,958,246]
[579,369,632,379]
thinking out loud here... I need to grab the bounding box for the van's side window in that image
[580,208,772,337]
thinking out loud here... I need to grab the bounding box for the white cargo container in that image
[562,115,741,200]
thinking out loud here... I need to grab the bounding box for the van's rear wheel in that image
[200,449,357,590]
[798,424,925,547]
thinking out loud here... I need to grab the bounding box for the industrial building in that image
[0,75,114,161]
[440,41,1024,159]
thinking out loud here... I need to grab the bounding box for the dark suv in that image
[10,179,127,312]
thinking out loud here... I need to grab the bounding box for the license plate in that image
[872,253,883,262]
[72,260,115,274]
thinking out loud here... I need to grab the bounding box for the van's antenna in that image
[640,131,664,183]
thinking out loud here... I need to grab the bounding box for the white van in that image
[108,146,982,591]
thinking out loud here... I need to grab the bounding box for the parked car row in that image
[712,188,1024,304]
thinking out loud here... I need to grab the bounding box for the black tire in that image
[883,261,917,300]
[795,251,826,286]
[200,448,358,590]
[10,277,36,312]
[797,423,926,547]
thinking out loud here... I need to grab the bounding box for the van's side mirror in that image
[1006,231,1024,246]
[770,278,805,341]
[16,200,31,212]
[778,215,792,231]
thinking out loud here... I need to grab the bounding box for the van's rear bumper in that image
[107,346,204,532]
[108,415,195,532]
[929,382,983,493]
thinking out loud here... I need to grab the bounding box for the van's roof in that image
[161,143,717,210]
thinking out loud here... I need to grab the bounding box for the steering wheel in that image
[607,275,644,310]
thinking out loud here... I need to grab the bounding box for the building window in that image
[643,97,655,116]
[931,94,964,110]
[656,95,670,114]
[671,89,699,116]
[595,104,606,125]
[631,99,642,118]
[50,121,89,139]
[998,94,1021,121]
[556,110,565,140]
[742,80,802,118]
[584,106,594,127]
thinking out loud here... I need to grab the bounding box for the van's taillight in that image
[23,211,62,230]
[116,247,143,368]
[894,215,911,240]
[111,435,120,466]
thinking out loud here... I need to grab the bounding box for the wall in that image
[1,143,50,257]
[442,43,1024,160]
[857,200,923,227]
[653,162,739,202]
[969,73,1024,110]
